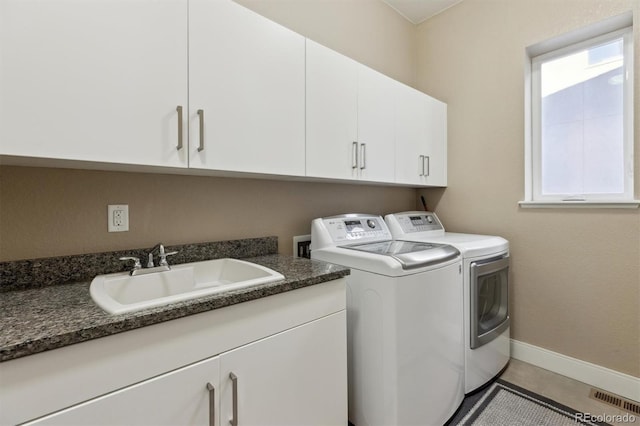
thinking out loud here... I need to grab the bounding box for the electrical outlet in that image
[108,204,129,232]
[293,234,311,259]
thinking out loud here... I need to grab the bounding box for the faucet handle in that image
[147,253,155,268]
[159,250,178,267]
[120,256,142,270]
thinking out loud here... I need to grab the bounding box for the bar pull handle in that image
[352,141,358,169]
[419,155,425,176]
[206,383,215,426]
[229,372,238,426]
[360,143,366,170]
[197,109,205,152]
[425,155,430,177]
[176,106,184,151]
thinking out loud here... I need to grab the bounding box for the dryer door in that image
[470,256,510,349]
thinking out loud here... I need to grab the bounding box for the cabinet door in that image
[395,84,429,185]
[395,86,448,187]
[25,356,220,426]
[306,40,359,180]
[424,97,447,186]
[0,0,188,167]
[357,65,396,183]
[189,0,305,176]
[219,311,347,426]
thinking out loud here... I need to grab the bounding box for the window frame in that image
[521,16,638,209]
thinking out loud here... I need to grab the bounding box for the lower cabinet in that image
[24,356,220,426]
[24,311,346,426]
[218,311,346,425]
[1,280,348,425]
[27,311,347,426]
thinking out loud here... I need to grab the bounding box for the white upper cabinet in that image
[395,84,447,186]
[0,0,188,168]
[424,96,447,186]
[1,0,446,187]
[305,40,358,180]
[305,41,396,183]
[188,0,305,176]
[395,84,427,185]
[357,65,396,183]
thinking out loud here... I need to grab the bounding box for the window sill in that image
[518,200,640,209]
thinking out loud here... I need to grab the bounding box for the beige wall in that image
[0,0,418,261]
[0,166,416,260]
[416,0,640,377]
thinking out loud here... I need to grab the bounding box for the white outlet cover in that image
[108,204,129,232]
[292,234,311,258]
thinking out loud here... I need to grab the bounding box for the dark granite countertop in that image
[0,254,349,362]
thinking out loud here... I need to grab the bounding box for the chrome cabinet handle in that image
[206,383,215,426]
[425,155,430,177]
[360,143,366,170]
[419,155,425,176]
[352,141,358,169]
[229,372,238,426]
[197,109,205,152]
[176,105,184,151]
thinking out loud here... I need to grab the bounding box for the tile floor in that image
[499,359,637,426]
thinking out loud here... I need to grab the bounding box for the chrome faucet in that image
[147,243,179,267]
[119,256,142,273]
[119,243,179,276]
[147,243,164,267]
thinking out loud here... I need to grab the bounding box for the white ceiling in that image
[382,0,463,24]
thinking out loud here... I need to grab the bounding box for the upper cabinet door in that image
[395,84,428,186]
[395,84,448,187]
[189,0,305,176]
[357,65,396,183]
[306,40,358,181]
[0,0,188,167]
[424,97,447,186]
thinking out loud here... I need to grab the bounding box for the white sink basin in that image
[90,258,284,315]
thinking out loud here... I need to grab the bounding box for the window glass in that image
[539,37,625,196]
[524,15,636,207]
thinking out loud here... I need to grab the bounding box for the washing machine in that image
[385,212,510,395]
[311,214,464,426]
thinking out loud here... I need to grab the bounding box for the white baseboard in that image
[510,339,640,402]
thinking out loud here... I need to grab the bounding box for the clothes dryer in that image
[311,214,464,426]
[385,211,510,394]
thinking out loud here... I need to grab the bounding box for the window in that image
[522,13,636,208]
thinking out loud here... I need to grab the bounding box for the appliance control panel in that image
[322,215,391,244]
[392,212,444,233]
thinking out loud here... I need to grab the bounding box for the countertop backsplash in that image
[0,236,278,292]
